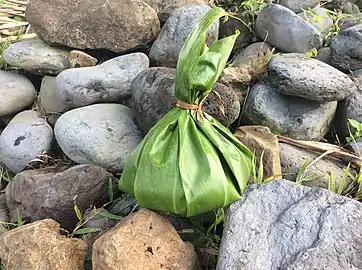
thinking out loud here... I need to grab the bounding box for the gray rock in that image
[5,164,114,231]
[338,17,362,32]
[149,4,219,68]
[241,83,337,140]
[54,104,142,172]
[132,67,240,134]
[38,76,67,113]
[82,207,118,270]
[217,180,362,270]
[142,0,208,24]
[279,0,320,13]
[334,91,362,139]
[330,24,362,71]
[256,4,323,53]
[109,194,140,217]
[219,14,253,56]
[25,0,161,53]
[316,46,332,65]
[0,110,53,173]
[323,0,351,11]
[280,143,354,190]
[84,208,118,231]
[232,42,273,77]
[268,53,358,101]
[352,68,362,86]
[0,70,36,117]
[343,2,360,14]
[54,53,149,110]
[2,37,70,75]
[298,7,333,39]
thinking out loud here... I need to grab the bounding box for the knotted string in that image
[175,91,226,123]
[176,100,205,122]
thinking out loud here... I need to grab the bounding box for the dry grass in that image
[0,0,29,42]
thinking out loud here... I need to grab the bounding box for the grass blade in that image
[337,163,351,195]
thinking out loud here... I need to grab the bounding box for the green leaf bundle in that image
[119,7,254,217]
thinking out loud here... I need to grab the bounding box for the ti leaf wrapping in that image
[119,7,254,217]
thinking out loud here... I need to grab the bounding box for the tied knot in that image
[175,91,226,123]
[176,100,205,122]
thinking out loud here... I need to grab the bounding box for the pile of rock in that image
[1,0,362,269]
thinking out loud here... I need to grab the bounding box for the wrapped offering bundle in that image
[119,7,254,217]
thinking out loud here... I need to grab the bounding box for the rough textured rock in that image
[0,219,87,270]
[149,4,219,68]
[69,50,98,68]
[330,24,362,71]
[241,83,337,140]
[109,194,140,217]
[268,53,358,102]
[279,0,320,12]
[217,180,362,270]
[142,0,208,24]
[0,70,36,117]
[334,90,362,138]
[132,67,240,134]
[280,143,354,189]
[0,192,8,234]
[342,2,360,13]
[218,67,251,105]
[298,7,333,39]
[232,42,273,77]
[316,46,332,64]
[25,0,161,52]
[2,37,70,75]
[234,126,282,180]
[54,104,142,172]
[5,164,113,230]
[218,14,253,56]
[38,76,67,113]
[338,17,362,32]
[352,68,362,86]
[55,53,149,109]
[0,110,53,173]
[256,4,323,53]
[82,208,118,270]
[345,137,362,156]
[92,209,198,270]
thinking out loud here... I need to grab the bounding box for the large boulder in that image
[5,164,114,231]
[330,24,362,72]
[256,4,323,53]
[148,4,219,68]
[0,110,53,173]
[241,83,337,141]
[2,37,70,75]
[149,4,219,68]
[54,104,142,172]
[54,53,149,110]
[217,180,362,269]
[268,53,358,102]
[25,0,161,53]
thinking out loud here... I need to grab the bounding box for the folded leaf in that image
[119,7,254,217]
